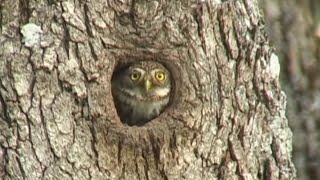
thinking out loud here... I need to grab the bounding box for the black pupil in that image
[133,73,139,79]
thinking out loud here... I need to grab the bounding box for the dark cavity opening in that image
[111,60,173,126]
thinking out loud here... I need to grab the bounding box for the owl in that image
[111,61,171,126]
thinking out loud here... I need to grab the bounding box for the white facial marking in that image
[133,68,146,76]
[151,69,162,77]
[154,87,170,97]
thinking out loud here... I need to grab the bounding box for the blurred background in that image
[261,0,320,179]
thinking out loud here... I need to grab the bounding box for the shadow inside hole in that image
[111,60,174,126]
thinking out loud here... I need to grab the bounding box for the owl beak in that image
[144,79,152,92]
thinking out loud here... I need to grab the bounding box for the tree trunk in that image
[262,0,320,179]
[0,0,296,179]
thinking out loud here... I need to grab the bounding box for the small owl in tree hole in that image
[112,61,171,126]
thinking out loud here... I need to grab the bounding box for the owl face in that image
[112,61,171,125]
[113,61,171,100]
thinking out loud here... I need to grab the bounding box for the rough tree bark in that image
[262,0,320,179]
[0,0,296,180]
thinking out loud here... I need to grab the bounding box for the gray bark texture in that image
[0,0,296,180]
[262,0,320,179]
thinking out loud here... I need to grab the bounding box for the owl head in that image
[112,61,171,101]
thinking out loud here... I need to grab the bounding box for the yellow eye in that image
[130,71,141,81]
[155,71,166,81]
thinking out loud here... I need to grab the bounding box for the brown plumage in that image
[112,61,171,126]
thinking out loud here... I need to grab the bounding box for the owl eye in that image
[130,71,141,81]
[155,71,166,81]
